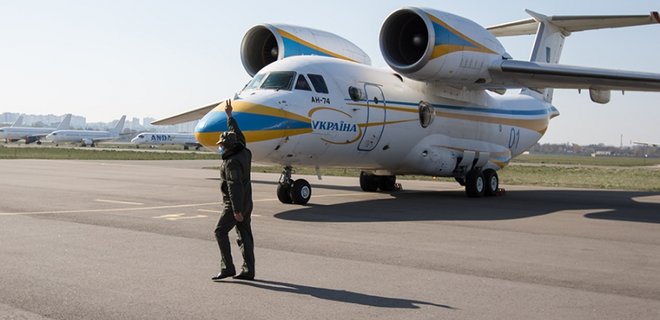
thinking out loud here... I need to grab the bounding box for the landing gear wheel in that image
[289,179,311,205]
[379,175,397,191]
[359,172,378,192]
[465,171,485,198]
[483,170,499,197]
[277,183,293,204]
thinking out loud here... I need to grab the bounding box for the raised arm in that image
[225,99,246,145]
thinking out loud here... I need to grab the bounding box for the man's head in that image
[216,131,240,150]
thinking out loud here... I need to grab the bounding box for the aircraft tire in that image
[465,171,485,198]
[277,183,293,204]
[484,170,499,197]
[359,172,378,192]
[289,179,311,205]
[379,175,397,191]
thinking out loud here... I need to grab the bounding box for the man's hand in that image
[234,211,244,222]
[225,99,233,118]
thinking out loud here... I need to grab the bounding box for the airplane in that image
[47,115,126,147]
[0,114,71,144]
[130,132,202,150]
[11,115,24,127]
[154,7,660,205]
[633,142,659,148]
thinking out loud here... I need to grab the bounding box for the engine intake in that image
[380,7,507,83]
[241,24,371,77]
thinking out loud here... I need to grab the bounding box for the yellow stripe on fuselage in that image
[212,100,311,124]
[347,102,548,134]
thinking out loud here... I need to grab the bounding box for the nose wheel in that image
[277,166,312,205]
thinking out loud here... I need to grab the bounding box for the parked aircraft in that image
[11,115,24,127]
[154,8,660,204]
[131,132,201,150]
[47,115,126,147]
[0,114,71,144]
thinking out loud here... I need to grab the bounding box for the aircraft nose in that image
[194,108,228,150]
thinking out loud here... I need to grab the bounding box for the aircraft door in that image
[357,84,386,151]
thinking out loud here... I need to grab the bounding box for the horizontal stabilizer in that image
[488,11,660,37]
[489,60,660,91]
[152,102,220,125]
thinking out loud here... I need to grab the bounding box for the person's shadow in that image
[231,279,456,310]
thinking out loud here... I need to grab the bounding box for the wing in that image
[151,102,220,126]
[488,60,660,92]
[487,11,660,37]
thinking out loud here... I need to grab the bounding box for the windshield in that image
[245,73,266,91]
[260,71,295,91]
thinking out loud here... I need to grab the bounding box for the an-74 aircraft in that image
[155,7,660,205]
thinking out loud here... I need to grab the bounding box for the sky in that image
[1,0,659,145]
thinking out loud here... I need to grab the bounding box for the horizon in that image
[1,0,659,145]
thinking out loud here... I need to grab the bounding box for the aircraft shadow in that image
[230,279,455,310]
[274,189,660,224]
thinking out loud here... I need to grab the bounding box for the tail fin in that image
[11,115,23,127]
[56,114,72,130]
[488,10,660,102]
[111,115,126,135]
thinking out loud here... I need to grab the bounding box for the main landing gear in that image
[359,171,400,192]
[277,166,311,205]
[459,169,499,197]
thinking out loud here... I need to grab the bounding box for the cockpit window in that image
[138,135,144,138]
[307,74,328,94]
[260,71,295,91]
[245,73,266,90]
[294,75,311,91]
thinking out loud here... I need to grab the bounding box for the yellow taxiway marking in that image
[95,199,144,206]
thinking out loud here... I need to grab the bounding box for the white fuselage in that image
[0,126,57,141]
[47,130,117,144]
[131,132,198,146]
[195,56,555,177]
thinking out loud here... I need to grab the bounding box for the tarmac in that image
[1,159,659,320]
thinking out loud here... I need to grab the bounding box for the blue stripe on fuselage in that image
[195,111,311,133]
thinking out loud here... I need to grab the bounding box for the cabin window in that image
[294,75,312,91]
[307,74,329,94]
[348,86,364,101]
[418,101,434,128]
[260,71,295,91]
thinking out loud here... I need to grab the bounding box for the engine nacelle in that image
[241,24,371,76]
[379,7,507,84]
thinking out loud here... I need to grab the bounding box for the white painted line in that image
[198,209,261,217]
[0,202,221,216]
[253,193,362,203]
[95,199,144,206]
[153,213,208,221]
[198,209,222,214]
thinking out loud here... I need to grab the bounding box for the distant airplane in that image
[633,142,659,147]
[155,8,660,204]
[47,115,126,147]
[130,132,201,150]
[0,114,71,144]
[11,115,24,127]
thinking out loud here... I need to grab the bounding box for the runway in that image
[1,159,659,319]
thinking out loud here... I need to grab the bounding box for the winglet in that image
[653,11,660,23]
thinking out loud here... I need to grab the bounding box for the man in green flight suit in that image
[212,99,255,281]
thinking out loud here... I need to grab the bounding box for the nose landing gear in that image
[277,166,311,205]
